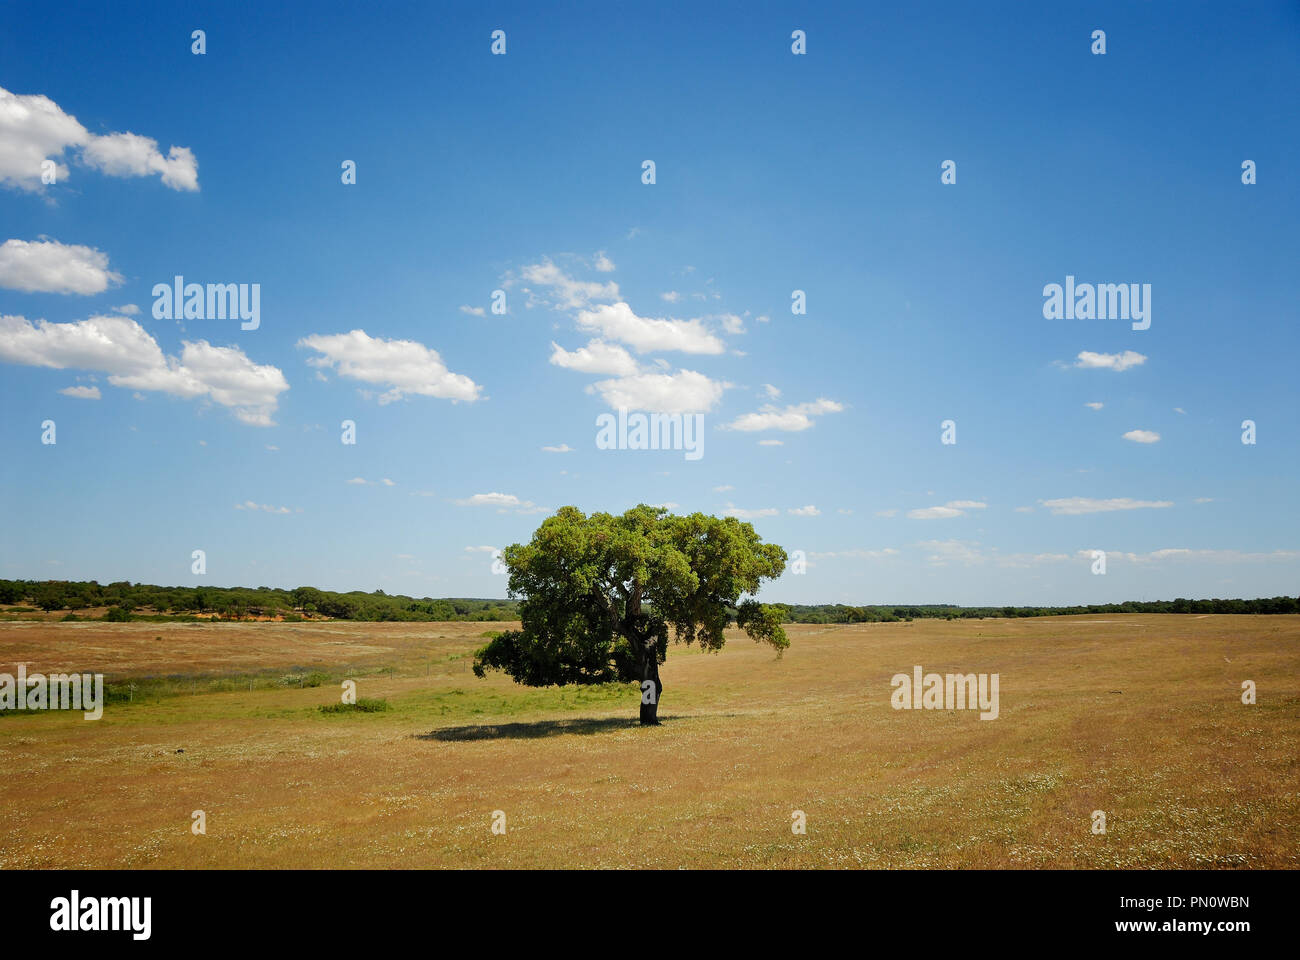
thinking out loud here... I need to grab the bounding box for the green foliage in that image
[472,505,788,688]
[0,579,516,622]
[104,606,133,622]
[776,597,1300,622]
[319,698,389,714]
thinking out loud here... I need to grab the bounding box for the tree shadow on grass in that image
[416,715,694,741]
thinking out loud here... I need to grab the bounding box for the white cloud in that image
[712,484,734,492]
[299,329,481,404]
[516,259,619,309]
[589,369,727,414]
[758,439,784,446]
[541,443,573,453]
[762,384,781,399]
[593,251,615,272]
[234,501,292,515]
[1084,401,1103,410]
[1193,497,1214,504]
[722,503,778,520]
[0,85,198,192]
[1174,407,1186,414]
[455,492,543,514]
[1079,547,1300,565]
[0,313,286,425]
[660,291,681,303]
[907,500,986,520]
[0,238,123,294]
[345,477,395,487]
[112,303,139,315]
[917,539,985,567]
[716,313,745,335]
[788,505,820,516]
[58,384,99,399]
[1123,429,1160,443]
[1039,497,1174,515]
[549,338,639,376]
[724,398,844,432]
[576,301,725,355]
[465,545,497,553]
[459,305,485,316]
[1074,350,1147,372]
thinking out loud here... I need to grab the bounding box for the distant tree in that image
[473,505,788,725]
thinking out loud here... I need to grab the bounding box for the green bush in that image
[319,698,389,714]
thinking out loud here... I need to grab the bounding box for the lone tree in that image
[473,505,789,725]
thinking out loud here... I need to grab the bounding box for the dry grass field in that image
[0,615,1296,869]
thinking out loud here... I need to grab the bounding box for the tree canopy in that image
[472,504,789,724]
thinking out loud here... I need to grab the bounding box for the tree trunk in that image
[639,641,662,725]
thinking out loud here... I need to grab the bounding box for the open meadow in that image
[1,614,1296,869]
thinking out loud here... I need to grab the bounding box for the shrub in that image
[319,698,389,714]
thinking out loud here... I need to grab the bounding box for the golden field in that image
[0,614,1296,869]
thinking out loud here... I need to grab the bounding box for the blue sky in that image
[1,1,1298,605]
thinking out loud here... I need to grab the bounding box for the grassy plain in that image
[0,614,1295,868]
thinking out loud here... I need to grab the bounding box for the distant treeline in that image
[3,580,1297,624]
[773,597,1300,622]
[0,580,518,622]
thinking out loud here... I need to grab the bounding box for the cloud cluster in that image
[299,329,482,404]
[0,85,198,192]
[0,313,287,425]
[0,238,122,294]
[724,398,844,432]
[907,500,987,520]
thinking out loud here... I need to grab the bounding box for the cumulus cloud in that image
[588,369,727,414]
[715,313,745,335]
[299,329,481,404]
[1039,497,1174,515]
[234,501,293,514]
[541,443,573,453]
[549,339,639,376]
[456,492,546,514]
[788,505,821,516]
[723,397,844,432]
[593,252,615,272]
[58,384,99,399]
[722,503,778,520]
[0,313,286,425]
[0,85,199,192]
[0,238,123,295]
[758,439,784,446]
[1084,401,1103,410]
[576,301,725,355]
[907,500,986,520]
[515,259,619,309]
[1123,429,1160,443]
[660,291,681,303]
[1074,350,1147,372]
[459,305,485,316]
